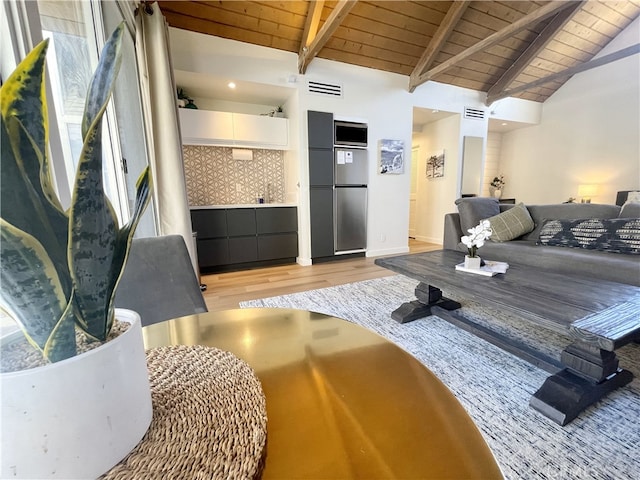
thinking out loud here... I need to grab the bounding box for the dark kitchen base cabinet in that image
[191,207,298,273]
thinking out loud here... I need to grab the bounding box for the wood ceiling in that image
[157,1,640,104]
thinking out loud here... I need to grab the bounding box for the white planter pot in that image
[1,309,152,479]
[464,255,482,269]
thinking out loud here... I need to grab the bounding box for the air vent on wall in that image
[464,107,485,120]
[307,80,343,97]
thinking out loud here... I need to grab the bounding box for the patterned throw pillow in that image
[486,203,535,242]
[538,218,640,255]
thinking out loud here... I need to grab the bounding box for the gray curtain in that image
[134,2,197,273]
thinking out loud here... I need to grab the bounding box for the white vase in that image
[493,189,502,198]
[464,255,482,269]
[1,309,152,479]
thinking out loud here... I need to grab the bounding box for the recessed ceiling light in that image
[431,109,439,114]
[501,122,508,126]
[228,82,236,89]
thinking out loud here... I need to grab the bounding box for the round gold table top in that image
[143,307,503,479]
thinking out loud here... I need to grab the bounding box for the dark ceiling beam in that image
[410,1,575,91]
[298,0,357,74]
[485,1,584,106]
[408,1,470,93]
[299,1,324,58]
[489,43,640,104]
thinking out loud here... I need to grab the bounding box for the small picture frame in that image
[379,139,404,174]
[426,150,445,178]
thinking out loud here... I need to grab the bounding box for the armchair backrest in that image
[114,235,208,327]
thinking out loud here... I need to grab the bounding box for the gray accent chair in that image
[115,235,208,327]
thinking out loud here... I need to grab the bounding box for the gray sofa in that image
[443,198,640,286]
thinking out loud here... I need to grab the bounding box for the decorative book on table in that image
[455,261,509,276]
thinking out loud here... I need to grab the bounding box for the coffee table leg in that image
[391,282,461,324]
[530,341,634,426]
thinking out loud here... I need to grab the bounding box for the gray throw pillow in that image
[455,197,500,234]
[485,202,535,242]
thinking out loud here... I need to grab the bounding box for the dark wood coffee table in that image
[375,250,640,425]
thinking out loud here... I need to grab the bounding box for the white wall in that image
[412,114,461,244]
[500,18,640,205]
[484,133,503,197]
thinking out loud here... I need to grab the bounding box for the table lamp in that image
[577,184,598,203]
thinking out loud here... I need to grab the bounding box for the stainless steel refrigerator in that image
[334,148,367,253]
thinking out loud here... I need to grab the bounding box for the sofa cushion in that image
[619,202,640,218]
[476,240,640,286]
[455,197,500,234]
[538,218,640,255]
[486,203,534,242]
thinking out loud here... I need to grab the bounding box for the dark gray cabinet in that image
[227,209,257,236]
[309,149,334,187]
[191,209,227,238]
[256,207,297,234]
[310,188,334,258]
[191,207,298,272]
[258,233,298,261]
[308,110,335,259]
[307,110,333,149]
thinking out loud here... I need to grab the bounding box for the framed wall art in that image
[379,139,404,174]
[426,150,445,178]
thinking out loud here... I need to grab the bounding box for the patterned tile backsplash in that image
[183,146,285,205]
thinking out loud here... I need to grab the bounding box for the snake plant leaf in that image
[1,117,70,293]
[69,23,127,340]
[69,121,119,341]
[0,43,70,297]
[43,295,77,363]
[104,167,152,333]
[0,38,63,213]
[0,219,76,361]
[82,22,124,139]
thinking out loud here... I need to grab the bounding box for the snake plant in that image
[1,23,151,363]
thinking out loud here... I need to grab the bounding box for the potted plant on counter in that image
[1,23,153,479]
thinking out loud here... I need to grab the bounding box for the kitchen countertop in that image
[190,204,297,210]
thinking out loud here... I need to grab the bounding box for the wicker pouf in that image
[103,345,267,479]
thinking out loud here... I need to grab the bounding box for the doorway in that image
[408,146,419,238]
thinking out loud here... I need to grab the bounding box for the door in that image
[335,148,368,186]
[310,188,335,258]
[409,146,418,238]
[335,187,367,252]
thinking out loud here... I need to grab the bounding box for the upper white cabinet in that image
[179,109,234,144]
[232,113,288,147]
[179,109,288,149]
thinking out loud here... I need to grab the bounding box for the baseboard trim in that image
[366,246,410,257]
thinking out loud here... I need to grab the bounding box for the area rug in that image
[240,275,640,480]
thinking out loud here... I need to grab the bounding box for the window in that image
[34,0,155,235]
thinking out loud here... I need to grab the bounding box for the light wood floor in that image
[200,239,440,312]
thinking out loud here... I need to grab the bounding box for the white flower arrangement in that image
[490,175,505,189]
[461,220,492,258]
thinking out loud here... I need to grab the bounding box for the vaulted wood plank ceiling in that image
[157,0,640,104]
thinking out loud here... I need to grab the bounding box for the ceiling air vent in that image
[307,80,343,97]
[464,107,485,120]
